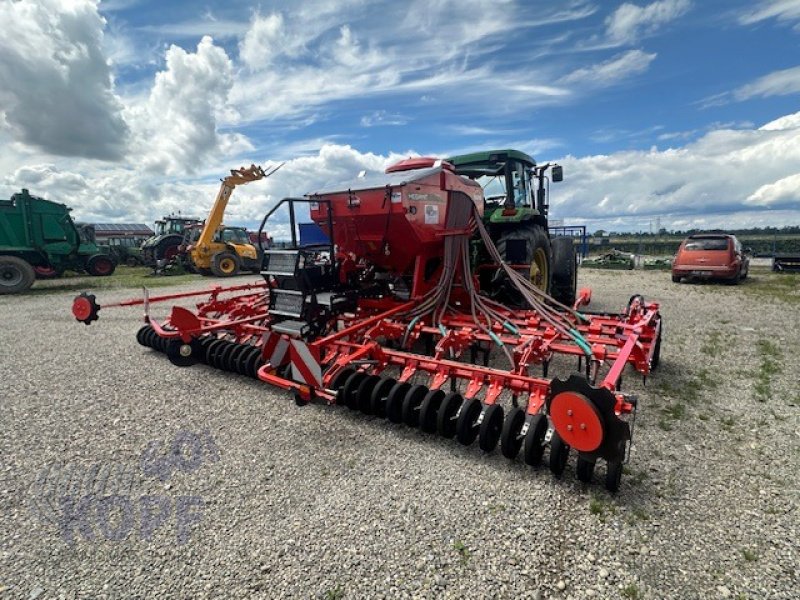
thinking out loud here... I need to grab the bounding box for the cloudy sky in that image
[0,0,799,234]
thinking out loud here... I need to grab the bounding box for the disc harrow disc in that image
[385,382,411,423]
[478,404,504,452]
[437,393,463,438]
[418,389,445,433]
[500,407,526,459]
[356,375,381,414]
[370,377,396,418]
[456,398,483,446]
[401,384,429,427]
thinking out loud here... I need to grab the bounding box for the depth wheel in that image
[402,384,429,427]
[437,393,463,438]
[370,377,396,418]
[500,407,526,460]
[576,455,596,483]
[246,348,264,378]
[418,389,445,433]
[341,372,367,410]
[478,404,504,452]
[456,398,483,446]
[523,414,548,466]
[386,382,411,423]
[356,375,381,414]
[549,431,570,478]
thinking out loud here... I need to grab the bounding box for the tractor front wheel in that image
[0,256,35,294]
[211,252,240,277]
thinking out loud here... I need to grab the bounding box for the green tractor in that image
[140,215,202,268]
[0,189,116,294]
[446,149,578,306]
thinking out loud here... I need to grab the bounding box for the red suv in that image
[672,234,749,284]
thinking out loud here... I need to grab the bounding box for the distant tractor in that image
[444,150,578,306]
[140,215,202,268]
[0,189,116,294]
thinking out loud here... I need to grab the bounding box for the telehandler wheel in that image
[493,223,552,303]
[386,382,411,423]
[211,252,240,277]
[370,377,396,418]
[87,255,116,277]
[500,407,526,459]
[523,414,548,466]
[437,393,463,438]
[550,236,578,306]
[419,389,445,433]
[0,256,35,294]
[402,384,429,427]
[456,398,483,446]
[549,431,570,478]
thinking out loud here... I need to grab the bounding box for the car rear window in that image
[684,238,729,251]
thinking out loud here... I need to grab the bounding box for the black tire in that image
[235,346,255,374]
[227,344,248,372]
[136,325,150,347]
[211,252,240,277]
[500,407,526,459]
[576,455,596,483]
[342,372,367,410]
[386,382,411,423]
[478,404,504,452]
[419,389,445,433]
[550,236,577,306]
[523,414,548,466]
[356,375,381,414]
[205,339,226,364]
[671,274,681,283]
[0,256,35,294]
[166,339,196,367]
[456,398,483,446]
[651,326,662,371]
[549,431,570,478]
[437,393,463,438]
[605,441,626,494]
[401,384,429,427]
[493,223,552,302]
[370,377,396,418]
[87,254,116,277]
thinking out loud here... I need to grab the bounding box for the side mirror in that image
[551,165,563,182]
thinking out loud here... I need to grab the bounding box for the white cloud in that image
[553,112,800,228]
[739,0,800,29]
[125,36,253,175]
[0,0,128,160]
[734,65,800,100]
[559,50,657,86]
[360,111,408,127]
[606,0,691,44]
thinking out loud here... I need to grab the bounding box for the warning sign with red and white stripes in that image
[261,332,289,368]
[289,340,322,387]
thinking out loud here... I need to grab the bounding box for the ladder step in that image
[270,319,308,338]
[271,289,304,318]
[262,250,300,277]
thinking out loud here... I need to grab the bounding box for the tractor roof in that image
[446,149,536,171]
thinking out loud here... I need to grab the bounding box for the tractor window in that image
[155,222,166,235]
[477,175,507,204]
[511,163,532,207]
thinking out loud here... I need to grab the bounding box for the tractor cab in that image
[446,149,562,222]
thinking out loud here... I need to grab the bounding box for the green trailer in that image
[0,189,115,294]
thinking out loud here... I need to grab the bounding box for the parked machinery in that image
[73,154,661,492]
[0,189,115,294]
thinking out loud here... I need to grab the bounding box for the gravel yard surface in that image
[1,270,798,599]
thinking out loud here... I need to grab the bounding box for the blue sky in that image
[1,0,799,232]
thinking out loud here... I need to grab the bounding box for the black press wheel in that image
[523,414,548,466]
[549,430,570,478]
[341,372,367,410]
[456,398,483,446]
[356,375,381,414]
[235,346,255,374]
[605,441,626,494]
[437,393,463,438]
[386,382,411,423]
[332,368,356,405]
[370,377,396,418]
[136,325,150,347]
[418,389,445,433]
[227,345,248,373]
[500,407,526,460]
[576,455,596,483]
[166,339,196,367]
[205,339,225,364]
[217,343,238,371]
[402,384,429,427]
[478,404,504,452]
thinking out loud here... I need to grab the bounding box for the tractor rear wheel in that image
[550,237,578,306]
[211,252,240,277]
[493,223,552,304]
[0,256,35,294]
[87,255,116,277]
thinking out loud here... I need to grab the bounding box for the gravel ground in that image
[1,270,798,599]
